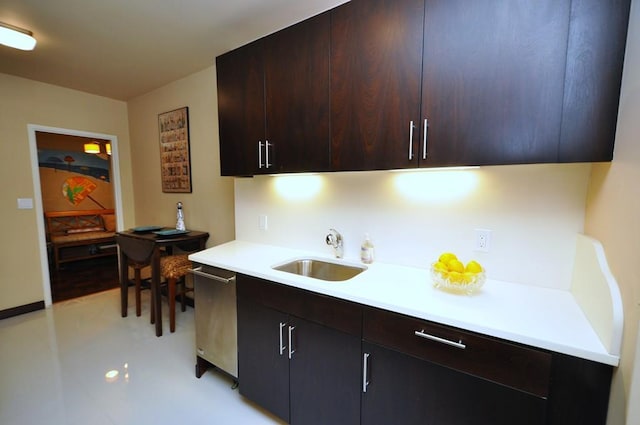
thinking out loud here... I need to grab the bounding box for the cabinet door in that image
[420,0,570,166]
[558,0,631,162]
[331,0,425,171]
[289,317,361,425]
[264,13,331,173]
[237,298,290,422]
[362,342,547,425]
[216,40,265,176]
[361,342,433,424]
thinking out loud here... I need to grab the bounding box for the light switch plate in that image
[258,214,268,231]
[17,198,34,209]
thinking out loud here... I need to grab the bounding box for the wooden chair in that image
[115,234,154,319]
[159,254,193,333]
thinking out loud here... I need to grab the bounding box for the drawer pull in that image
[414,330,466,350]
[279,322,287,356]
[422,118,428,160]
[288,325,296,359]
[408,121,415,160]
[189,267,236,284]
[258,141,264,168]
[265,140,272,168]
[362,352,370,393]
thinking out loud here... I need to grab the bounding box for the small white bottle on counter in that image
[360,233,374,264]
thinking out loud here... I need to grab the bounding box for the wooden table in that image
[116,229,209,336]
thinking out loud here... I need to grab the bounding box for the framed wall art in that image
[158,106,192,193]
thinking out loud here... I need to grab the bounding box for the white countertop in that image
[189,240,619,366]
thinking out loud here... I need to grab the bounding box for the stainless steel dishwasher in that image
[191,263,237,379]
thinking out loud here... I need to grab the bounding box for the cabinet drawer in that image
[363,308,551,398]
[237,274,362,336]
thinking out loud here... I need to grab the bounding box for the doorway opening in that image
[28,125,124,306]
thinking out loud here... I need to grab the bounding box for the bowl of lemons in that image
[431,252,485,294]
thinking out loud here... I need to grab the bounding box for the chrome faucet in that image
[326,228,344,258]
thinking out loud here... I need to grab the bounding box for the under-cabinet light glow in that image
[389,166,480,172]
[393,169,479,203]
[272,174,323,201]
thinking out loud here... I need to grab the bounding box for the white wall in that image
[235,163,590,289]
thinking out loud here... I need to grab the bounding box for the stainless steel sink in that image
[272,258,366,282]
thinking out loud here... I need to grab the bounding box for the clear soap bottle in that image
[361,233,374,264]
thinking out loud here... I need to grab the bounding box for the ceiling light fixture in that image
[0,21,37,51]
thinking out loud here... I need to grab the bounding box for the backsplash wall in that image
[234,163,591,290]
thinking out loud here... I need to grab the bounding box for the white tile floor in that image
[0,288,284,425]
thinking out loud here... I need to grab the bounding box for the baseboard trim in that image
[0,301,45,320]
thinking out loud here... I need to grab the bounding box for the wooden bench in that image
[45,209,117,270]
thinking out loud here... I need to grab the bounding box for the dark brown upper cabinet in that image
[331,0,630,170]
[217,0,630,175]
[419,0,571,166]
[216,13,331,176]
[264,13,331,174]
[216,40,264,177]
[330,0,425,171]
[420,0,630,166]
[559,0,631,162]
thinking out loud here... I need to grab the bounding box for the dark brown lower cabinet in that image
[237,274,613,425]
[362,308,613,425]
[361,342,547,425]
[237,299,289,420]
[237,275,361,424]
[288,316,361,424]
[362,307,550,425]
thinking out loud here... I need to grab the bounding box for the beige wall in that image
[127,66,235,248]
[584,0,640,423]
[0,72,134,311]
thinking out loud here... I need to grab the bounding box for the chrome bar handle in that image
[258,141,264,168]
[408,121,415,160]
[288,325,296,359]
[414,330,466,350]
[189,267,236,284]
[265,140,272,168]
[362,352,370,393]
[422,118,428,160]
[279,322,287,356]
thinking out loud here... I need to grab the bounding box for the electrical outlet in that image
[258,214,268,231]
[475,229,491,252]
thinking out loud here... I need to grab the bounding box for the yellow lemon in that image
[438,252,457,264]
[448,271,463,284]
[447,259,465,273]
[433,261,449,274]
[465,260,483,273]
[463,272,476,284]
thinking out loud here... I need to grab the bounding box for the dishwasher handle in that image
[189,266,236,284]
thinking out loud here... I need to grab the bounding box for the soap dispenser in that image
[361,233,374,264]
